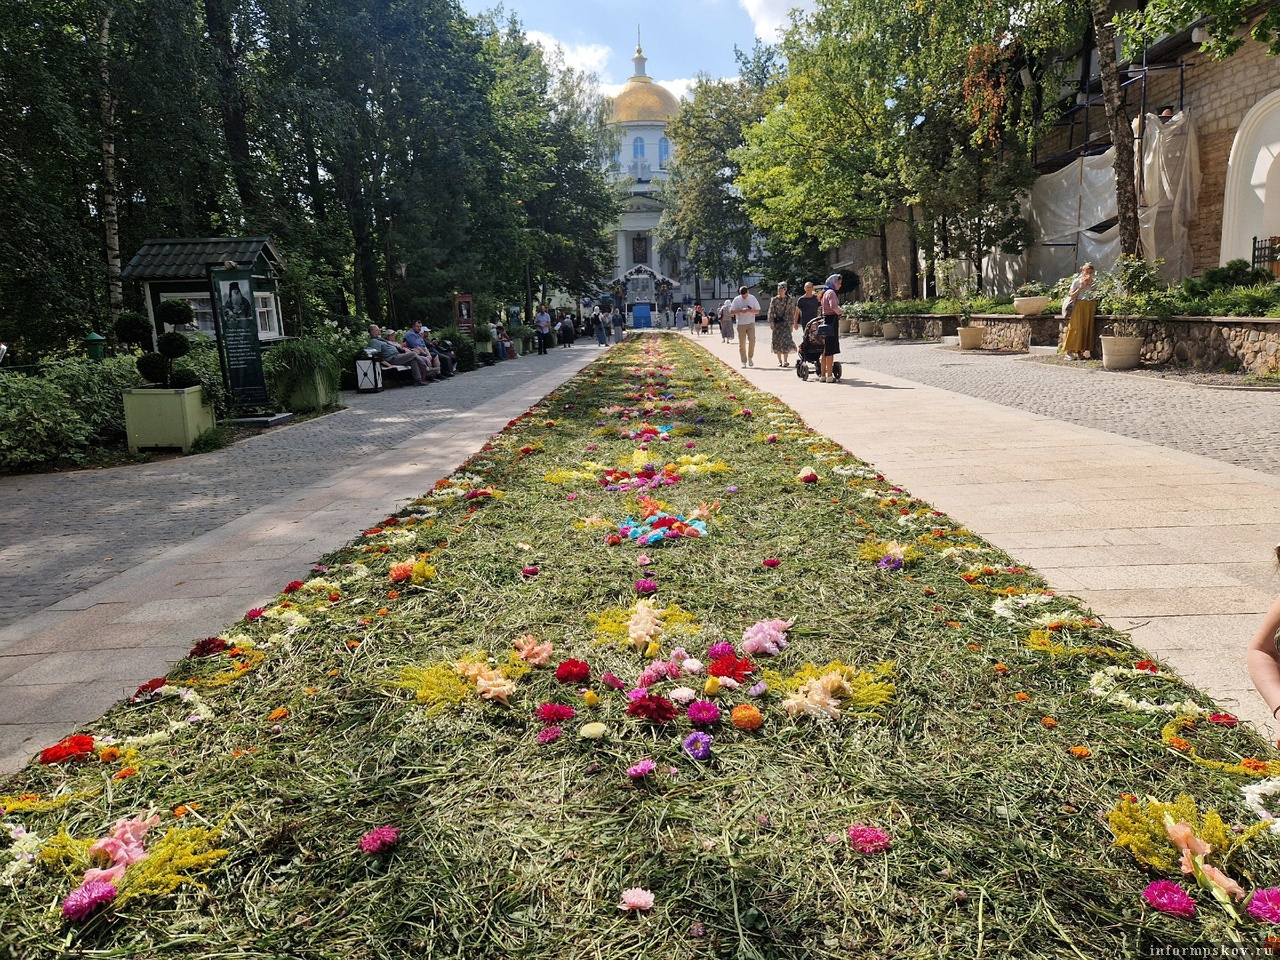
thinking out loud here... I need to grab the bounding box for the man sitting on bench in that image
[402,320,445,378]
[368,324,432,385]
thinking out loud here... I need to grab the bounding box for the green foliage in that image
[0,373,91,471]
[114,310,153,349]
[433,325,477,373]
[37,356,145,447]
[1015,281,1049,297]
[136,353,169,386]
[188,426,231,454]
[156,300,195,331]
[1182,259,1274,298]
[263,337,341,412]
[471,323,493,344]
[172,339,228,417]
[156,331,192,360]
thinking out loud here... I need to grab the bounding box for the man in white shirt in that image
[534,306,552,355]
[730,285,761,367]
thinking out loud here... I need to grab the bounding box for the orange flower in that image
[113,767,137,780]
[1167,736,1192,752]
[328,669,340,677]
[1068,746,1091,758]
[268,707,289,722]
[376,608,389,616]
[993,663,1009,674]
[967,643,980,651]
[346,640,362,649]
[98,746,121,763]
[389,561,414,582]
[946,621,962,628]
[1120,793,1138,804]
[731,704,763,731]
[173,802,201,817]
[386,590,400,600]
[329,592,341,602]
[1242,758,1270,773]
[304,687,320,695]
[1041,717,1058,729]
[1014,692,1031,702]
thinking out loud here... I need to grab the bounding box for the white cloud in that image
[737,0,814,40]
[525,30,612,77]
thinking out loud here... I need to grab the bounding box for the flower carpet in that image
[4,335,1280,957]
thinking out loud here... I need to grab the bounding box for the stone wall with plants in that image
[969,316,1059,350]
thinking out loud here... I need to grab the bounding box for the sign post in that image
[209,266,269,408]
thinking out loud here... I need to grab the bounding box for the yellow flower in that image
[703,676,721,696]
[579,722,608,739]
[583,690,600,707]
[644,640,661,659]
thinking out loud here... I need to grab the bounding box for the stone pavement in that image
[686,326,1280,738]
[0,346,600,772]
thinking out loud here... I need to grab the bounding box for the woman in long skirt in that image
[768,282,796,366]
[1062,263,1098,360]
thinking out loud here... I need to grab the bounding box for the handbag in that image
[1061,297,1075,319]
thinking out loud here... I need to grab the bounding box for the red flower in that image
[1134,659,1159,674]
[39,735,96,765]
[762,558,781,568]
[282,580,304,594]
[708,653,756,682]
[245,607,266,622]
[555,659,590,684]
[537,703,576,724]
[1209,713,1239,727]
[626,694,677,724]
[131,677,168,702]
[189,636,229,659]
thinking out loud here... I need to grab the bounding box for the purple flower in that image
[877,555,903,571]
[682,731,713,761]
[359,825,400,854]
[706,642,735,659]
[726,486,738,493]
[61,881,117,921]
[687,700,721,727]
[1248,888,1280,924]
[635,578,658,595]
[748,681,769,697]
[537,726,562,744]
[1142,880,1196,919]
[627,759,657,779]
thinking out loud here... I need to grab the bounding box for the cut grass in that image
[2,334,1278,958]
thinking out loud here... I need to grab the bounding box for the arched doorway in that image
[1219,88,1280,264]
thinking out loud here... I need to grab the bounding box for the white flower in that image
[1241,779,1280,834]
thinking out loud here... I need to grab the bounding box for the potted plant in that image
[956,300,984,349]
[510,324,535,355]
[1013,281,1051,316]
[472,322,495,366]
[1100,319,1145,371]
[122,325,216,453]
[850,301,880,338]
[263,337,341,413]
[880,304,901,341]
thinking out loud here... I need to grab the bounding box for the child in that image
[1246,544,1280,742]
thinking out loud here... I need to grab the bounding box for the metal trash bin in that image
[355,351,383,393]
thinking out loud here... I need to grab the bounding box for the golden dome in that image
[609,46,680,124]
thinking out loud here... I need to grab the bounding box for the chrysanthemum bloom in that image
[1069,746,1092,758]
[1041,717,1057,729]
[1014,692,1031,702]
[848,823,891,854]
[877,555,903,571]
[1248,888,1280,923]
[627,759,657,779]
[627,694,677,724]
[762,557,781,568]
[537,703,576,724]
[706,643,736,660]
[39,735,96,765]
[579,722,608,739]
[668,686,697,704]
[741,619,792,657]
[245,607,265,622]
[389,561,414,582]
[708,653,756,683]
[731,704,763,731]
[682,732,713,761]
[189,636,229,658]
[513,634,554,666]
[618,887,655,911]
[359,825,400,854]
[798,468,819,483]
[748,681,768,697]
[522,565,540,577]
[282,580,304,594]
[1143,880,1196,918]
[61,881,117,921]
[537,726,562,744]
[687,700,721,727]
[555,659,591,684]
[635,578,658,595]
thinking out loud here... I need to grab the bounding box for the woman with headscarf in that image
[768,281,797,367]
[818,274,842,383]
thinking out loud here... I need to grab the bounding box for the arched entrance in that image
[1219,87,1280,264]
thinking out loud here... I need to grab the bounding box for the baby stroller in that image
[795,319,842,382]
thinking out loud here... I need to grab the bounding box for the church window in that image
[659,137,670,167]
[633,137,646,160]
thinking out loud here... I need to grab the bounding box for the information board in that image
[209,266,270,408]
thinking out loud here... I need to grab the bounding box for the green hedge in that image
[0,374,92,471]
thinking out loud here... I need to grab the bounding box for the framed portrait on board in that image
[631,235,649,265]
[454,295,474,333]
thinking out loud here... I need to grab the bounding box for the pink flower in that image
[1143,880,1196,918]
[635,579,658,595]
[742,619,793,657]
[619,887,656,911]
[537,726,562,744]
[1248,888,1280,923]
[847,823,891,854]
[245,607,265,622]
[706,642,735,659]
[84,814,159,885]
[627,759,657,779]
[61,881,117,921]
[637,554,652,566]
[687,700,721,726]
[566,493,579,501]
[537,703,576,724]
[601,672,626,691]
[359,825,399,854]
[762,557,780,568]
[522,565,540,577]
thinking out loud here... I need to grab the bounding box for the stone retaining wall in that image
[1094,316,1280,374]
[969,315,1059,350]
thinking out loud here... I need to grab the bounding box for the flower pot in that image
[287,369,337,413]
[122,386,216,453]
[839,314,854,335]
[1100,335,1143,371]
[881,321,900,340]
[1013,295,1051,316]
[957,326,985,350]
[858,320,878,337]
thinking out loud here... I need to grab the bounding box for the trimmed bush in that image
[0,373,91,471]
[38,356,145,447]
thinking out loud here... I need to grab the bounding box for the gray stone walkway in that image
[0,346,600,771]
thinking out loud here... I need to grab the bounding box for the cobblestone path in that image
[842,340,1280,475]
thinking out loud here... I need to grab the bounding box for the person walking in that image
[818,274,842,383]
[730,285,761,368]
[1246,545,1280,744]
[593,309,609,346]
[535,305,552,355]
[611,307,625,343]
[699,305,710,336]
[717,300,733,342]
[1062,263,1098,360]
[768,281,797,367]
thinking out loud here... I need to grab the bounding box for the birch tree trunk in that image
[1091,0,1141,256]
[96,7,122,328]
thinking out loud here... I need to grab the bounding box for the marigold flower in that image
[731,704,763,731]
[1069,746,1092,758]
[555,659,590,684]
[98,746,121,763]
[1242,758,1269,773]
[268,707,289,722]
[993,663,1009,674]
[1041,717,1058,729]
[1142,880,1196,918]
[1167,736,1192,752]
[1014,692,1030,702]
[848,823,891,854]
[359,825,400,854]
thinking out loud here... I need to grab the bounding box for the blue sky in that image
[462,0,813,98]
